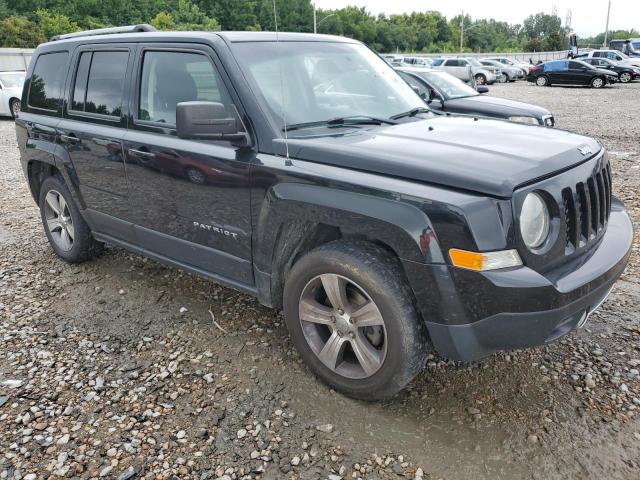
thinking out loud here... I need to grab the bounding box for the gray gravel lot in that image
[1,81,640,480]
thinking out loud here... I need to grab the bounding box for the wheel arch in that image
[253,183,444,309]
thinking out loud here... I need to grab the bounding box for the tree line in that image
[0,0,636,53]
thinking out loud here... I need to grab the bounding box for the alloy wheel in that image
[11,100,20,118]
[536,76,548,86]
[298,273,387,379]
[43,190,75,252]
[619,72,631,83]
[592,77,604,88]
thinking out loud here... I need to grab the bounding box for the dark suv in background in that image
[16,26,633,400]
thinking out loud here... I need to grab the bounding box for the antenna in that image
[273,0,291,162]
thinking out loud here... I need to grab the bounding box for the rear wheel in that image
[39,176,103,263]
[10,98,20,119]
[619,72,632,83]
[498,73,508,83]
[474,74,487,85]
[591,76,605,88]
[185,166,206,185]
[283,241,429,400]
[536,75,549,87]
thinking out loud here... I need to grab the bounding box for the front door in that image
[57,47,133,227]
[122,45,254,286]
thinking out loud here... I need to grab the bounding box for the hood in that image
[281,116,601,198]
[446,95,551,118]
[619,59,640,68]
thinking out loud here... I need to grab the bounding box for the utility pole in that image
[460,11,464,52]
[603,0,611,47]
[313,2,317,34]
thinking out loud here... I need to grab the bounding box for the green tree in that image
[0,16,45,47]
[36,9,80,40]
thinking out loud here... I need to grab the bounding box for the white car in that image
[484,57,530,76]
[432,58,497,85]
[0,71,25,118]
[580,50,640,68]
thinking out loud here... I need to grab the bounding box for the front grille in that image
[562,161,612,253]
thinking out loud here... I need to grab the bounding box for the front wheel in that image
[39,176,103,263]
[619,72,632,83]
[283,241,429,400]
[474,74,487,85]
[10,99,20,119]
[591,76,605,88]
[498,73,508,83]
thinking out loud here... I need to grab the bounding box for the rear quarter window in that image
[28,51,69,112]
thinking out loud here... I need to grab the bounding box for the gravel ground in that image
[1,81,640,480]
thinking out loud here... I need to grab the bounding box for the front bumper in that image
[419,197,632,362]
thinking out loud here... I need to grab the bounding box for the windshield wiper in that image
[390,107,431,120]
[284,115,397,132]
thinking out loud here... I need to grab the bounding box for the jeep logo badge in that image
[578,145,592,156]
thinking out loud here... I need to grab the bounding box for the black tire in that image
[185,166,207,185]
[283,240,429,400]
[536,75,549,87]
[619,72,632,83]
[10,98,20,119]
[590,76,605,89]
[39,175,103,263]
[474,74,487,85]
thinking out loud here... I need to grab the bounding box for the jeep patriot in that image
[16,25,633,399]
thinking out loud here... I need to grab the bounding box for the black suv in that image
[16,26,633,400]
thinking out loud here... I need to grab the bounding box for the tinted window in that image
[87,52,128,116]
[28,52,69,111]
[139,51,227,125]
[569,61,587,69]
[71,52,91,111]
[398,72,429,98]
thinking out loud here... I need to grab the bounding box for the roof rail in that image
[50,24,156,42]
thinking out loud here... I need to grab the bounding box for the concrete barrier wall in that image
[0,48,34,71]
[385,50,569,63]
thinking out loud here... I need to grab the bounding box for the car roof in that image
[40,30,357,49]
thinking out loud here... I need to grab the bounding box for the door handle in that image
[128,148,156,159]
[59,134,81,144]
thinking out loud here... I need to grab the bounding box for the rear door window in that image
[28,51,69,111]
[71,51,128,117]
[137,50,229,126]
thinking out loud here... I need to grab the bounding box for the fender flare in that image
[254,182,445,272]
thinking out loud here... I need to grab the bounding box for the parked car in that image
[580,57,640,83]
[396,67,554,126]
[484,56,530,76]
[17,26,632,400]
[431,57,497,85]
[402,56,433,68]
[479,59,522,82]
[579,50,640,68]
[609,38,640,57]
[0,71,25,118]
[527,60,618,88]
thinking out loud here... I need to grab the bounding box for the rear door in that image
[544,61,569,84]
[443,59,465,80]
[121,44,253,286]
[568,61,591,85]
[57,45,133,233]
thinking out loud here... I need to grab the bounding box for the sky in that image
[313,0,638,37]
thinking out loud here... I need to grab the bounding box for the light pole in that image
[460,11,464,52]
[603,0,611,47]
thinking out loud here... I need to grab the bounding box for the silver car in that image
[432,58,496,85]
[480,59,522,82]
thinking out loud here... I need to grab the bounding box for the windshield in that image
[417,71,479,99]
[633,42,640,50]
[613,50,629,59]
[0,73,24,88]
[466,58,482,67]
[233,41,424,130]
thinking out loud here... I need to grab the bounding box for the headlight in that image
[508,116,539,125]
[520,192,550,249]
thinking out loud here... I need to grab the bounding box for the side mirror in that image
[176,101,249,146]
[476,85,489,94]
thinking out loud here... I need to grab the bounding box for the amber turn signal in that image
[449,248,522,271]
